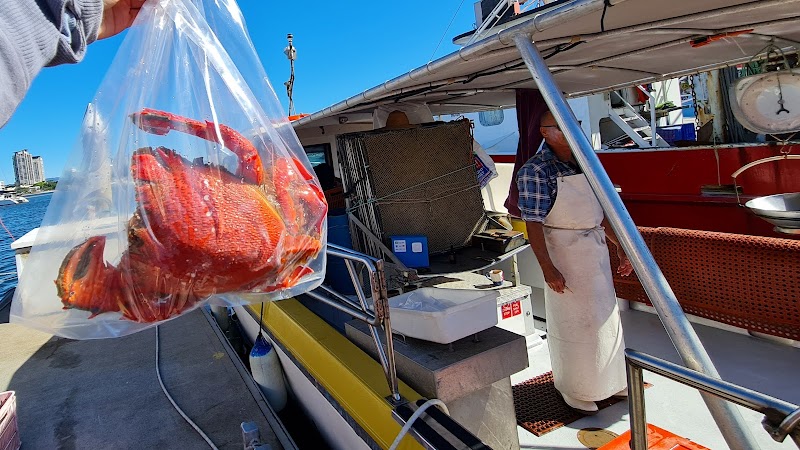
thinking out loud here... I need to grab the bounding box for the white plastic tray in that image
[388,288,499,344]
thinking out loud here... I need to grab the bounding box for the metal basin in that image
[745,193,800,232]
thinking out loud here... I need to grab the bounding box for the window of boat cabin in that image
[303,143,331,167]
[303,143,337,191]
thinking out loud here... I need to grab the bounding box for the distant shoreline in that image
[21,191,55,198]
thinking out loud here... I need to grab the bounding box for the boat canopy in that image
[294,0,799,128]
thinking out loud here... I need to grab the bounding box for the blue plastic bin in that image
[657,123,696,145]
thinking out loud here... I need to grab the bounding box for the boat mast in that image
[284,33,297,116]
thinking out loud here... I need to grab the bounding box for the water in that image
[0,192,53,295]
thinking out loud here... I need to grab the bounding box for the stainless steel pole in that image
[512,33,759,450]
[626,360,648,450]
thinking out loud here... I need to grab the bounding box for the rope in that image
[346,164,476,212]
[0,216,14,241]
[259,301,266,338]
[388,399,449,450]
[429,0,466,62]
[377,183,481,204]
[155,326,219,450]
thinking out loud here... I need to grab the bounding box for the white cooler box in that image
[388,288,499,344]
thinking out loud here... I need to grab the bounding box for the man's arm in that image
[601,216,633,277]
[0,0,103,128]
[525,220,567,293]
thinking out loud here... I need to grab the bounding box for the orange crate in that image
[0,391,20,450]
[600,423,709,450]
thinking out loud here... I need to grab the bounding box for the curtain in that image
[504,88,549,217]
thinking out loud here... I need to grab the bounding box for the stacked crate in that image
[0,391,19,450]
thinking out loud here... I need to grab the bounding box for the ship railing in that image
[304,243,401,404]
[625,349,800,449]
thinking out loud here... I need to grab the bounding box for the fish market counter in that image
[345,272,535,450]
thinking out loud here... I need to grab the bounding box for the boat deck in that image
[0,307,294,450]
[513,307,800,449]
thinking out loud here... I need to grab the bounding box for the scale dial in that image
[730,69,800,134]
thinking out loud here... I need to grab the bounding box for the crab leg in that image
[131,108,265,185]
[273,157,328,234]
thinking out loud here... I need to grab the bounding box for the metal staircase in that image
[605,90,670,148]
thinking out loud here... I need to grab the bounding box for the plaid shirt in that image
[517,143,580,222]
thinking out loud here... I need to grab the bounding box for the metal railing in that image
[467,0,516,46]
[626,349,800,449]
[304,243,401,403]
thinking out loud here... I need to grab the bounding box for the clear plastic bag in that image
[10,0,327,339]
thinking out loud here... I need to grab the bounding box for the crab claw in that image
[55,236,122,318]
[131,108,264,184]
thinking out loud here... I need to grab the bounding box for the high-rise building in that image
[13,149,45,185]
[32,156,45,184]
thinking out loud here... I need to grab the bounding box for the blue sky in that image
[0,1,479,183]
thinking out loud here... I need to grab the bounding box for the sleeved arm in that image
[0,0,103,127]
[517,162,552,223]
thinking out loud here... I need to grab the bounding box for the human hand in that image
[542,264,568,294]
[98,0,146,40]
[617,250,633,277]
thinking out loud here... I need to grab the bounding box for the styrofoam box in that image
[388,288,499,344]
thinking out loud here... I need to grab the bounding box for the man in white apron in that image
[517,111,634,414]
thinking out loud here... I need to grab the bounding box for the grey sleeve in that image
[0,0,103,128]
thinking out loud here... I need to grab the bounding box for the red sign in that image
[501,300,521,319]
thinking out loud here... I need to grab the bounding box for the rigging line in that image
[429,0,467,63]
[370,164,475,199]
[345,164,476,212]
[0,216,14,241]
[259,301,265,338]
[483,131,518,150]
[379,187,478,203]
[378,184,482,204]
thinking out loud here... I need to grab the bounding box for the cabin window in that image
[302,143,332,168]
[303,143,339,192]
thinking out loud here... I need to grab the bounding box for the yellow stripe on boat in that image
[247,300,424,450]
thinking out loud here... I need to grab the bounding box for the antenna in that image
[284,33,297,116]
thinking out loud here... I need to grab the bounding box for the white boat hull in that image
[233,305,371,450]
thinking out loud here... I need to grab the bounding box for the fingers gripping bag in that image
[10,0,328,339]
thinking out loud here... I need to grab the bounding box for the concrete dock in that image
[1,307,294,449]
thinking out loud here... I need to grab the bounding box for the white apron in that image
[543,174,627,401]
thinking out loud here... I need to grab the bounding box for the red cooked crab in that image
[55,108,327,322]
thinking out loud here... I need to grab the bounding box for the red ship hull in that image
[495,144,800,239]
